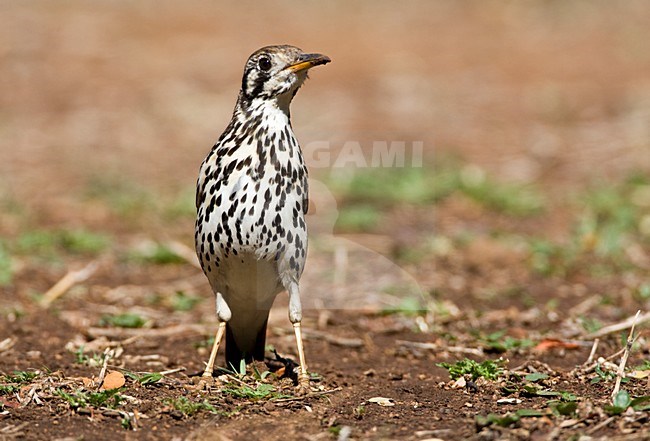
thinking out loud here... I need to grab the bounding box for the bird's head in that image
[239,45,330,108]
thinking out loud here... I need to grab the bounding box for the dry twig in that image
[40,261,99,309]
[104,273,207,299]
[272,327,365,348]
[0,422,29,436]
[159,367,186,376]
[96,348,114,389]
[303,329,364,348]
[585,338,599,365]
[87,323,210,339]
[611,310,641,399]
[586,416,615,435]
[572,347,626,376]
[585,310,650,339]
[396,340,484,356]
[272,387,341,403]
[0,337,16,353]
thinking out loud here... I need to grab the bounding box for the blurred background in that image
[1,0,649,324]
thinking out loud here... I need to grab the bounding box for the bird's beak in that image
[287,53,331,72]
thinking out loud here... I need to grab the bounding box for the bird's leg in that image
[202,321,226,379]
[197,292,231,389]
[288,283,310,393]
[293,323,309,387]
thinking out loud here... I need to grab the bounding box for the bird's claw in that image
[193,374,216,391]
[296,373,311,396]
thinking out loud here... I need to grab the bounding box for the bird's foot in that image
[192,374,217,391]
[296,373,311,396]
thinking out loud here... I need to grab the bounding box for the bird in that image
[194,45,330,391]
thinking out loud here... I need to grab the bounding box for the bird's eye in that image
[258,56,272,72]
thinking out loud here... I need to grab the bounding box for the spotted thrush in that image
[195,45,330,390]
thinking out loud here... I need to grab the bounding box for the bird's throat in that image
[236,96,294,131]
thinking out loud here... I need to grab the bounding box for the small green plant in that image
[353,404,366,419]
[579,174,649,258]
[631,359,650,371]
[17,229,110,257]
[127,243,185,265]
[74,346,86,364]
[56,388,123,409]
[194,335,214,349]
[60,230,111,254]
[524,372,549,382]
[437,358,505,381]
[480,330,534,353]
[125,371,163,385]
[121,416,132,430]
[99,313,147,328]
[251,365,272,381]
[335,205,381,232]
[0,370,39,394]
[166,396,216,416]
[521,385,577,402]
[89,389,123,408]
[458,167,545,216]
[476,409,543,429]
[591,363,617,384]
[549,400,578,417]
[221,359,248,377]
[502,374,579,412]
[527,382,579,417]
[635,284,650,301]
[605,390,650,415]
[579,316,603,334]
[528,173,650,279]
[328,425,342,436]
[222,383,276,400]
[328,166,444,206]
[16,230,59,257]
[171,291,201,311]
[381,297,428,317]
[328,160,545,216]
[4,371,38,383]
[73,346,104,366]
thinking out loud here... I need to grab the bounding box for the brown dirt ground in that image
[1,1,650,440]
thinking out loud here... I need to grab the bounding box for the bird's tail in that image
[225,318,268,370]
